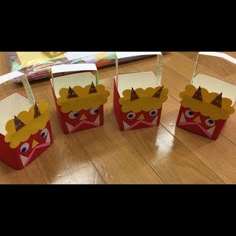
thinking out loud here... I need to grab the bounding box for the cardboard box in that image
[113,52,168,131]
[0,71,53,169]
[50,64,110,134]
[176,52,236,140]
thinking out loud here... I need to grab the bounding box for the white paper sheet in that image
[51,63,97,74]
[0,93,32,135]
[0,71,24,84]
[193,74,236,104]
[117,72,160,95]
[65,52,102,61]
[116,52,162,59]
[52,72,96,98]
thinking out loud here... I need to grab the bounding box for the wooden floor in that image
[0,52,236,184]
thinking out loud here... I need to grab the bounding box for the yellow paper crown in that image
[119,86,168,113]
[4,101,50,148]
[180,84,235,120]
[57,83,110,113]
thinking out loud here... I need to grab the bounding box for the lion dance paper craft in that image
[113,52,168,131]
[51,64,110,134]
[0,73,53,169]
[176,52,236,140]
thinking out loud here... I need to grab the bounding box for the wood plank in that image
[0,52,236,184]
[0,78,105,184]
[76,107,164,184]
[159,53,236,183]
[0,52,10,75]
[163,53,236,144]
[34,85,106,184]
[167,52,236,82]
[73,79,164,184]
[0,161,46,184]
[161,96,236,183]
[103,78,223,184]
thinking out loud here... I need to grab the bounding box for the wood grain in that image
[0,52,236,184]
[0,52,10,75]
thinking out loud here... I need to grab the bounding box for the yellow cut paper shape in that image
[119,86,168,113]
[4,101,50,148]
[180,84,235,120]
[17,52,65,68]
[57,84,110,113]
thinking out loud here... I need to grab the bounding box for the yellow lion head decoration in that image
[180,84,235,120]
[57,82,110,113]
[4,101,50,148]
[119,86,168,112]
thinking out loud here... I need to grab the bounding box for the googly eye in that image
[185,109,195,118]
[68,111,79,119]
[205,118,215,127]
[127,112,136,120]
[149,109,158,116]
[20,143,29,153]
[90,108,99,115]
[40,128,48,138]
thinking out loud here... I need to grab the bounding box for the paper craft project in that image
[176,52,236,140]
[113,52,168,131]
[0,72,53,169]
[8,52,151,83]
[50,63,110,134]
[16,52,65,68]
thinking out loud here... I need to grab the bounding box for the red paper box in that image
[50,64,110,134]
[113,52,168,131]
[0,71,53,169]
[176,52,236,140]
